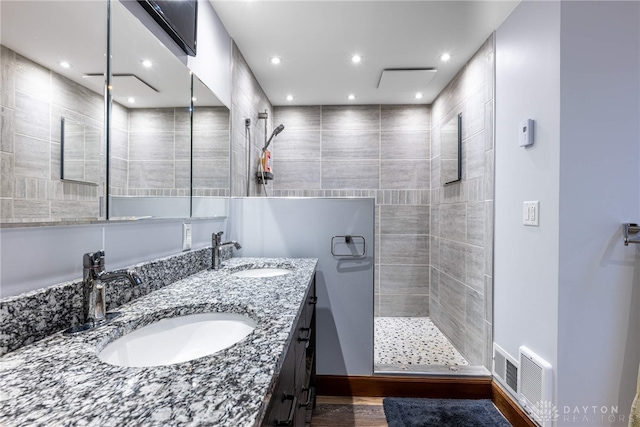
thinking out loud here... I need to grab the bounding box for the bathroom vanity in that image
[0,257,317,426]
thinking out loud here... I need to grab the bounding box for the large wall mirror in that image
[191,76,230,218]
[1,1,108,222]
[0,0,230,224]
[108,0,193,219]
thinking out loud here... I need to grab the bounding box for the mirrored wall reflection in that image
[0,1,107,223]
[0,0,231,224]
[108,0,191,219]
[191,76,230,218]
[61,118,104,185]
[108,0,230,220]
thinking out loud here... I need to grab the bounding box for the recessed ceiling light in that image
[141,59,153,68]
[348,94,356,101]
[440,53,451,62]
[286,95,294,101]
[127,97,135,104]
[270,57,282,65]
[59,61,71,69]
[351,54,362,64]
[415,93,423,99]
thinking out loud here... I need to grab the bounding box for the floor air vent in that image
[518,346,553,427]
[493,343,518,396]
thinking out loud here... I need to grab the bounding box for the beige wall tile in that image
[274,106,321,130]
[14,134,49,179]
[381,105,430,130]
[322,105,380,131]
[380,205,429,235]
[273,160,321,190]
[381,130,430,160]
[380,160,429,189]
[1,106,14,153]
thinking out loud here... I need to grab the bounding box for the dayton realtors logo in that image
[562,405,625,424]
[533,401,560,424]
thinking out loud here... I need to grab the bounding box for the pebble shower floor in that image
[374,317,469,368]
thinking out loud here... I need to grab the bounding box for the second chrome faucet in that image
[212,232,241,270]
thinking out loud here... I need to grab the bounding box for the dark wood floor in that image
[311,396,387,427]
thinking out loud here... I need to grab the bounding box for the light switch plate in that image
[183,223,192,251]
[523,201,539,226]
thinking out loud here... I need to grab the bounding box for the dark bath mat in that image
[383,397,512,427]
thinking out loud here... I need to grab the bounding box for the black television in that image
[138,0,198,56]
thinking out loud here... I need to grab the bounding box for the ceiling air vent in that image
[377,68,437,92]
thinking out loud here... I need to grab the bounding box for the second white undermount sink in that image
[231,268,291,278]
[98,312,256,367]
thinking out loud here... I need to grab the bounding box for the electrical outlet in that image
[183,223,192,251]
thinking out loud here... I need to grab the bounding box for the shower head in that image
[262,124,285,151]
[272,124,285,136]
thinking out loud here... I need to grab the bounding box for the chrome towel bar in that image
[623,223,640,246]
[331,235,366,257]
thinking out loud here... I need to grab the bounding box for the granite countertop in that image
[0,257,318,427]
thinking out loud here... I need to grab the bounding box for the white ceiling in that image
[211,0,519,106]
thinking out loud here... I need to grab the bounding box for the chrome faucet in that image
[212,231,241,270]
[83,251,142,324]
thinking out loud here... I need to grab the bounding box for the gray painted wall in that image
[229,197,375,376]
[556,1,639,420]
[496,0,640,420]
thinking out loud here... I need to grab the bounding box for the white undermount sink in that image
[231,268,291,278]
[98,312,256,367]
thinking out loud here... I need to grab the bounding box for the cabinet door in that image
[262,347,296,427]
[304,279,316,328]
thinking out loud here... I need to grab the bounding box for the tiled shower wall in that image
[429,35,495,368]
[230,41,273,197]
[1,45,103,222]
[271,105,431,317]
